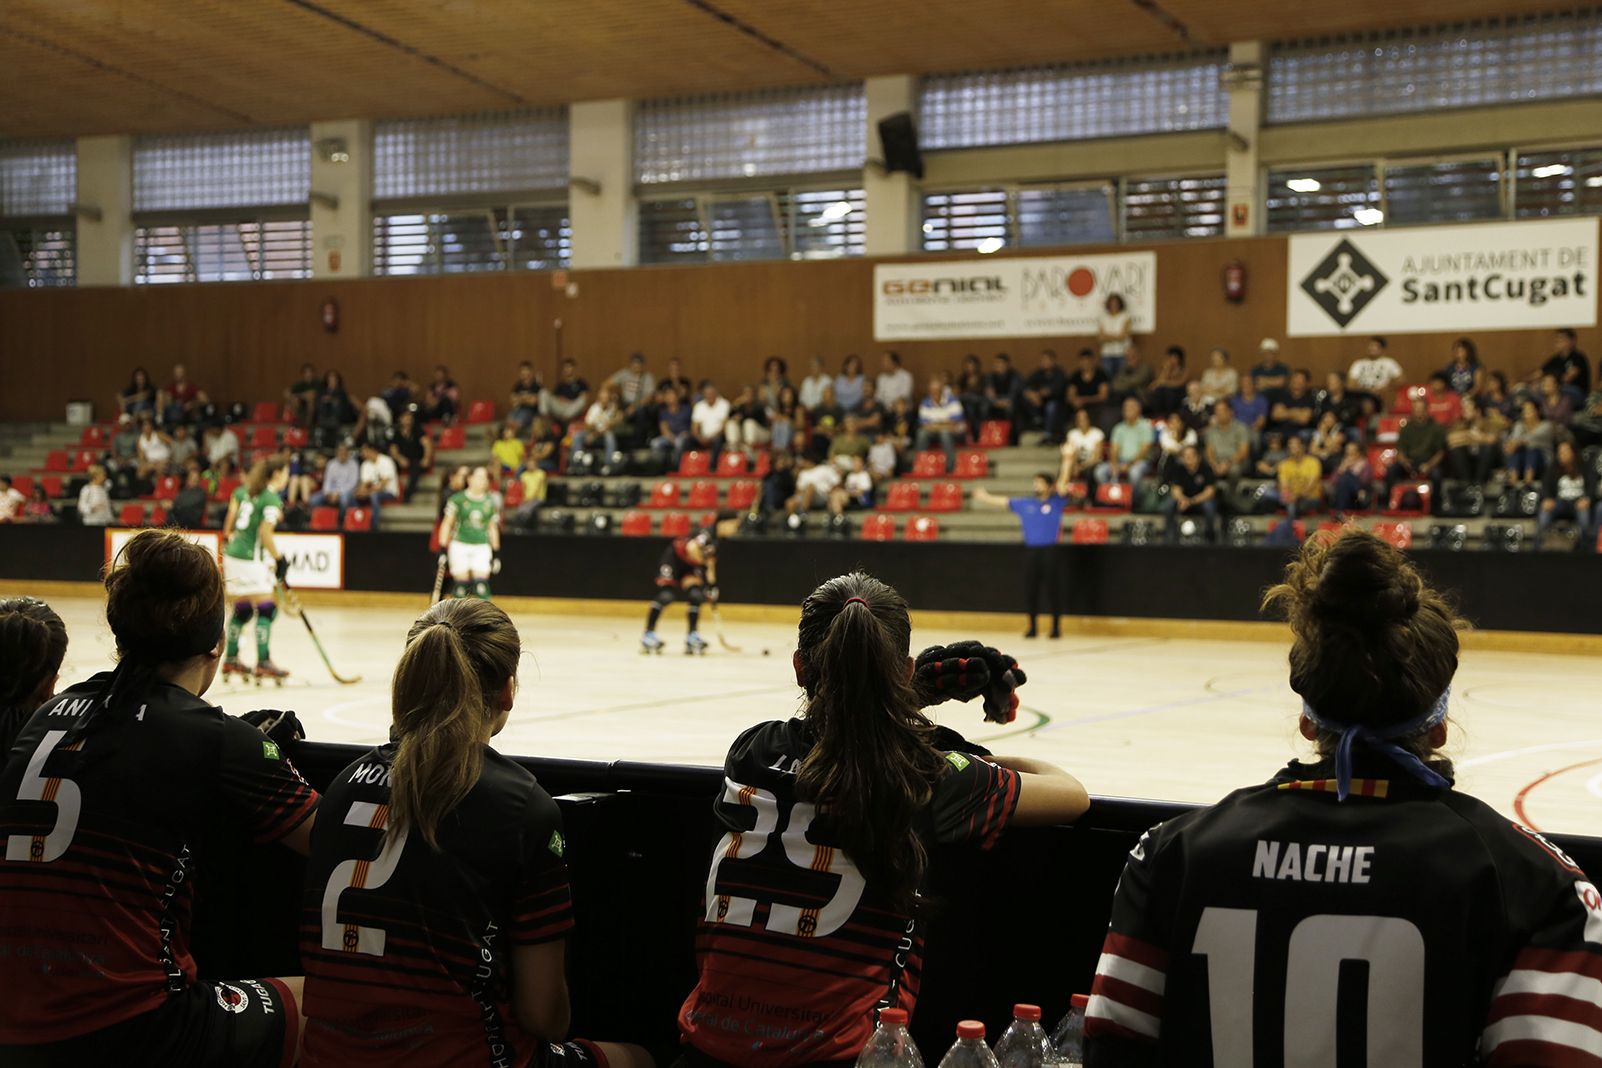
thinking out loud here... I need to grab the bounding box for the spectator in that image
[788,455,842,514]
[387,409,432,499]
[134,414,173,480]
[1177,380,1211,433]
[1231,375,1269,447]
[571,382,623,457]
[757,355,790,408]
[867,428,899,482]
[1571,382,1602,449]
[1329,439,1373,514]
[798,356,831,411]
[1096,397,1156,486]
[110,414,140,470]
[526,414,564,473]
[1424,372,1463,425]
[158,362,206,426]
[1065,348,1111,427]
[491,422,525,479]
[1250,338,1290,401]
[1477,369,1515,418]
[827,413,871,467]
[0,476,23,522]
[1061,408,1105,483]
[876,351,914,407]
[1154,412,1197,482]
[690,381,731,459]
[915,377,966,470]
[1269,369,1318,439]
[1393,394,1448,491]
[1162,444,1218,543]
[1347,335,1404,413]
[168,423,197,469]
[760,451,797,513]
[285,450,322,510]
[1535,327,1591,399]
[606,352,656,444]
[314,369,357,448]
[770,384,803,454]
[834,354,866,410]
[311,441,360,511]
[1308,410,1347,473]
[1252,429,1288,478]
[77,464,113,525]
[1445,394,1507,485]
[955,354,988,438]
[726,384,772,452]
[284,362,319,425]
[1021,349,1068,444]
[826,455,876,517]
[1536,439,1596,548]
[420,364,461,424]
[885,397,915,454]
[661,356,693,403]
[1110,340,1154,410]
[117,366,156,420]
[1097,292,1132,377]
[203,422,239,470]
[356,440,401,518]
[1317,371,1364,428]
[381,369,419,421]
[1197,347,1237,405]
[1275,433,1323,519]
[984,352,1022,430]
[1146,345,1188,417]
[1203,400,1251,483]
[1505,399,1556,487]
[1537,372,1575,426]
[170,468,207,528]
[806,383,845,460]
[508,361,543,429]
[851,379,886,434]
[540,358,588,426]
[1440,337,1482,395]
[208,455,238,495]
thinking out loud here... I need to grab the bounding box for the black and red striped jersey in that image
[299,743,574,1068]
[1085,754,1602,1068]
[657,534,712,587]
[0,671,319,1043]
[679,718,1021,1067]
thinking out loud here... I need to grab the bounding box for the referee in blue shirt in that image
[975,469,1072,638]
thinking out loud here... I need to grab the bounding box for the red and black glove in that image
[913,641,1027,724]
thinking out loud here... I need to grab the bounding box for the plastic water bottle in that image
[938,1020,1000,1068]
[994,1004,1055,1067]
[857,1008,924,1067]
[1050,994,1090,1067]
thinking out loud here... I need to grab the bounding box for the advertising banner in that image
[104,530,344,589]
[1286,218,1598,336]
[873,251,1157,341]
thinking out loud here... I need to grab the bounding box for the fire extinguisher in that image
[321,298,339,334]
[1221,259,1247,304]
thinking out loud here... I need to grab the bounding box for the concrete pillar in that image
[568,99,636,269]
[864,75,919,256]
[310,119,372,278]
[1224,41,1265,237]
[75,136,134,286]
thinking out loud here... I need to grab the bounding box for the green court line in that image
[973,705,1052,744]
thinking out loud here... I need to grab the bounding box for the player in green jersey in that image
[222,458,291,682]
[437,465,501,600]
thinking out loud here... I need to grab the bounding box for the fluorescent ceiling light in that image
[1352,207,1385,226]
[818,200,853,221]
[921,221,934,233]
[975,237,1005,254]
[1286,177,1322,193]
[1584,175,1602,188]
[1530,163,1570,179]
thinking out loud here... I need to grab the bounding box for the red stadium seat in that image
[118,504,146,527]
[660,512,691,538]
[1375,416,1403,444]
[79,425,109,448]
[343,507,374,532]
[927,482,963,512]
[43,450,69,472]
[620,510,653,536]
[211,476,241,502]
[1384,482,1431,518]
[752,451,772,478]
[1063,480,1089,509]
[726,480,759,511]
[73,449,99,472]
[677,451,712,477]
[904,515,940,542]
[952,450,988,479]
[251,401,278,424]
[436,426,466,450]
[309,506,340,531]
[152,475,180,501]
[860,514,896,541]
[883,482,921,512]
[1372,521,1414,550]
[283,426,308,448]
[10,475,33,498]
[502,480,526,509]
[1391,384,1428,414]
[1071,518,1110,544]
[247,426,277,450]
[647,481,681,509]
[697,511,718,530]
[149,506,169,527]
[911,451,948,478]
[1089,482,1134,512]
[40,476,63,499]
[978,421,1011,448]
[466,400,496,424]
[716,452,749,476]
[1367,446,1397,480]
[687,480,719,510]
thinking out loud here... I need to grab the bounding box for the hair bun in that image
[1311,537,1421,626]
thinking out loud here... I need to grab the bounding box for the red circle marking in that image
[1511,755,1602,831]
[1066,267,1095,297]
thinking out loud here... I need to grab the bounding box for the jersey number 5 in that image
[5,731,83,864]
[320,801,408,956]
[705,777,866,939]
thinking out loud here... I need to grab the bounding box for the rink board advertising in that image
[104,529,346,590]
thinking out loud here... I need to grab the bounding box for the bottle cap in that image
[880,1009,909,1027]
[1013,1004,1042,1022]
[1071,993,1090,1009]
[956,1020,986,1041]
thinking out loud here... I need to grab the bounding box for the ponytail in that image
[794,574,945,911]
[389,599,521,849]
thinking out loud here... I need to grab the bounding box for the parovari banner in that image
[1286,217,1598,337]
[873,252,1157,341]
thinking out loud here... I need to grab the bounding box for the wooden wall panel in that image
[1,238,1596,424]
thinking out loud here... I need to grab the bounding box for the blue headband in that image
[1302,688,1452,801]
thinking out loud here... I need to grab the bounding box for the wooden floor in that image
[34,592,1602,838]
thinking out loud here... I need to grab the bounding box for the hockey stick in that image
[429,553,448,604]
[710,605,742,653]
[276,582,363,685]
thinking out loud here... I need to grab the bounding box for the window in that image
[1383,157,1504,226]
[373,110,568,200]
[1266,165,1382,232]
[372,206,570,275]
[921,189,1010,253]
[1014,184,1117,247]
[920,54,1227,150]
[635,86,866,185]
[638,188,863,264]
[921,175,1222,251]
[1514,147,1602,219]
[1267,11,1602,124]
[133,129,308,212]
[1124,174,1227,240]
[135,221,312,284]
[1,140,76,287]
[0,227,75,288]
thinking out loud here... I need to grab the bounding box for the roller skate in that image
[254,660,290,687]
[685,632,708,656]
[222,657,250,683]
[640,631,665,655]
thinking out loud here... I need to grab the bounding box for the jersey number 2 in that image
[320,801,408,956]
[705,777,866,939]
[5,731,83,864]
[1192,907,1425,1065]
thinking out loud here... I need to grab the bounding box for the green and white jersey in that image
[445,491,498,545]
[225,486,283,561]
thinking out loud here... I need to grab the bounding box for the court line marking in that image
[1512,756,1602,832]
[1036,685,1274,733]
[1457,736,1602,769]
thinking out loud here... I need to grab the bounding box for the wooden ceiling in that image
[0,0,1584,139]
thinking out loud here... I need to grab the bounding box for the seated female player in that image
[0,596,68,755]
